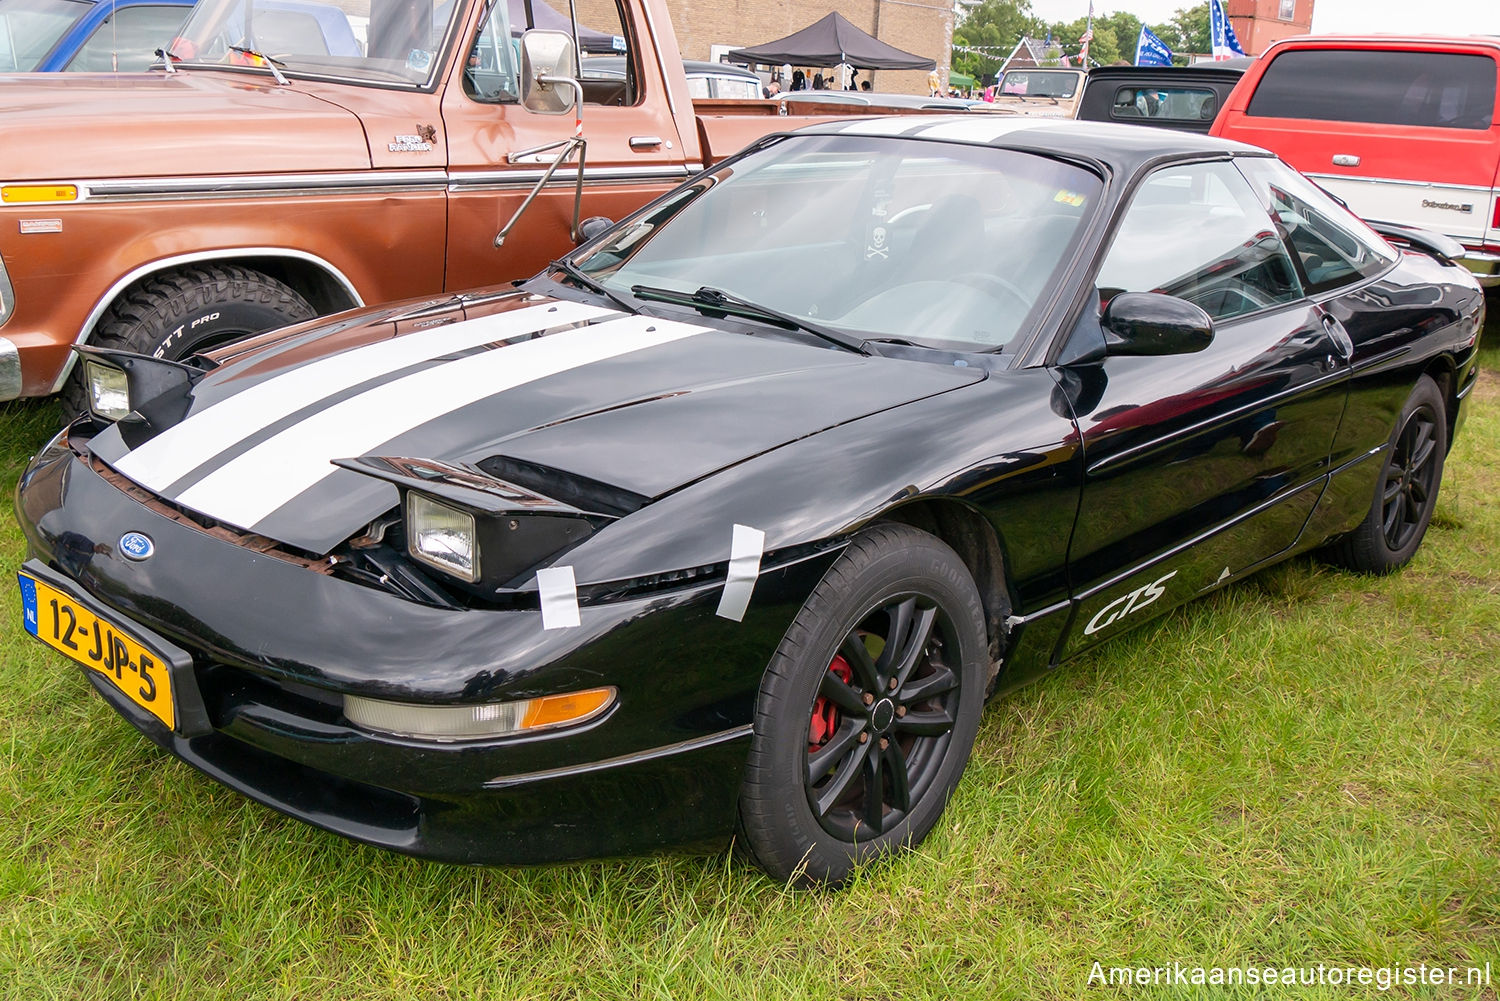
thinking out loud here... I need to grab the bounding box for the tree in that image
[952,0,1043,82]
[1152,2,1211,63]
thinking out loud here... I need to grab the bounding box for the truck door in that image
[440,0,694,291]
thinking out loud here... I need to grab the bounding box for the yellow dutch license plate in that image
[19,572,175,730]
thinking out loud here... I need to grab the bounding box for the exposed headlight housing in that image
[407,493,479,582]
[343,686,615,742]
[83,359,131,421]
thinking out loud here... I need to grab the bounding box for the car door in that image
[440,0,693,292]
[1053,158,1351,659]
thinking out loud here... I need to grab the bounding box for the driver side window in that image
[464,0,634,106]
[1096,161,1303,322]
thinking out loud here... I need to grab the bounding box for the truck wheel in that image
[61,263,315,419]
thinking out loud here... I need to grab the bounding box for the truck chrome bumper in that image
[1460,249,1500,288]
[0,337,20,401]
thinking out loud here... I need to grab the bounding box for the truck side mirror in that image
[519,29,581,115]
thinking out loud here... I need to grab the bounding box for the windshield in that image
[170,0,463,87]
[999,70,1080,99]
[574,134,1101,352]
[0,0,88,71]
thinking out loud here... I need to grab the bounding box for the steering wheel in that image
[953,271,1031,313]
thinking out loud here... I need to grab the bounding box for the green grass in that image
[1,345,1497,1000]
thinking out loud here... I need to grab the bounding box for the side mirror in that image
[576,216,614,245]
[1102,292,1213,356]
[519,29,581,115]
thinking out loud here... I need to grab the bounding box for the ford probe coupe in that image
[15,120,1484,886]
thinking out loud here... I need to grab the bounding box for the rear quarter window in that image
[1247,49,1497,129]
[1111,86,1220,122]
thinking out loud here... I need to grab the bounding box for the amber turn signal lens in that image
[1,185,78,204]
[521,687,615,730]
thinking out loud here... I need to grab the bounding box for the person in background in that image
[860,80,872,92]
[764,79,780,98]
[927,68,940,95]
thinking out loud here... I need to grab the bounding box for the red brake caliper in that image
[809,654,854,749]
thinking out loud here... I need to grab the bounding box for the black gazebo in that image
[725,12,935,71]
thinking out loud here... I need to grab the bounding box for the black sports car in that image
[14,119,1484,886]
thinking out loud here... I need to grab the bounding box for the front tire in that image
[737,524,989,887]
[61,264,315,419]
[1325,375,1447,574]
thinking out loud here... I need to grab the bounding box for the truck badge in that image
[389,130,434,153]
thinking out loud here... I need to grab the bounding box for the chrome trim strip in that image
[0,336,20,401]
[51,248,366,393]
[1306,172,1497,195]
[79,170,448,202]
[484,724,753,788]
[637,0,678,121]
[447,164,696,191]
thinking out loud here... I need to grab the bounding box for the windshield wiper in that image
[227,45,290,85]
[630,285,869,355]
[549,259,641,315]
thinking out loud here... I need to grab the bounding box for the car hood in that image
[0,72,370,180]
[89,293,986,554]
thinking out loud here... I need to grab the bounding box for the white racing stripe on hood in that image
[171,315,709,533]
[115,299,618,492]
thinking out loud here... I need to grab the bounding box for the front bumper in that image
[16,443,839,864]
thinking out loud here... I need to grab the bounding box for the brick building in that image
[661,0,955,94]
[1226,0,1314,55]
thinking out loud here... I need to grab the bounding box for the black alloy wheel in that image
[1326,374,1447,574]
[738,523,989,887]
[1380,399,1441,553]
[806,594,964,841]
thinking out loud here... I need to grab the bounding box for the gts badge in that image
[1084,571,1177,636]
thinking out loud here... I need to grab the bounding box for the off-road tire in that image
[61,263,315,419]
[737,523,988,887]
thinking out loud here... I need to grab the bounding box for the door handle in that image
[629,135,663,150]
[1332,153,1361,167]
[1321,315,1354,359]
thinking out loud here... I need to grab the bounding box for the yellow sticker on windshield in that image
[1054,190,1087,207]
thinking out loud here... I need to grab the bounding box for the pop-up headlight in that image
[407,493,479,582]
[83,359,131,421]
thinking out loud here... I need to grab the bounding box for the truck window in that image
[65,5,192,71]
[172,0,456,87]
[1111,86,1218,122]
[1246,49,1497,130]
[0,0,89,71]
[465,0,636,106]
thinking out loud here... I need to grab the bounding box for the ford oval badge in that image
[119,532,154,561]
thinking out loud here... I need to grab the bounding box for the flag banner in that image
[1210,0,1247,59]
[1135,25,1174,66]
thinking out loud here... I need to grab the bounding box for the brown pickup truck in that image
[0,0,881,411]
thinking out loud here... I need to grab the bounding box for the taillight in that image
[1493,193,1500,230]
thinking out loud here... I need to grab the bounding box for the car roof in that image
[1086,63,1247,80]
[1264,34,1500,52]
[796,116,1270,170]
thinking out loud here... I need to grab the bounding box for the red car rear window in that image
[1246,49,1496,130]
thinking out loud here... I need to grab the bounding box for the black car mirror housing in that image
[1101,292,1214,357]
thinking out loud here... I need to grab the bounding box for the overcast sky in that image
[1025,0,1500,33]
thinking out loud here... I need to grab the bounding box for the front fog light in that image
[344,686,615,741]
[408,493,478,581]
[84,359,130,421]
